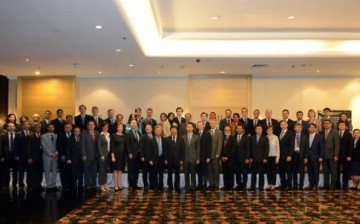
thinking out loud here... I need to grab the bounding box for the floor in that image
[56,189,360,223]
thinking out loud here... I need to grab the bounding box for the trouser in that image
[336,157,351,188]
[43,159,58,188]
[154,155,165,190]
[235,160,249,189]
[143,162,156,188]
[208,158,220,187]
[279,157,292,188]
[98,156,109,185]
[167,164,180,190]
[222,159,234,189]
[128,155,141,188]
[292,152,305,188]
[14,158,26,187]
[83,159,97,188]
[7,153,20,187]
[323,158,338,188]
[184,161,196,188]
[27,159,43,190]
[59,160,72,189]
[308,158,320,187]
[251,161,265,189]
[267,156,277,186]
[197,161,208,187]
[71,158,84,189]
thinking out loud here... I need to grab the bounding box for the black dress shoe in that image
[166,188,173,193]
[144,187,149,192]
[175,188,181,193]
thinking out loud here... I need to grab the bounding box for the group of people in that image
[0,105,359,194]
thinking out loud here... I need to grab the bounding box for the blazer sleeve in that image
[216,132,223,156]
[14,133,21,157]
[41,136,53,156]
[110,135,115,154]
[206,134,211,159]
[263,137,270,160]
[347,134,354,157]
[196,136,200,161]
[81,133,86,158]
[66,138,72,160]
[97,135,104,158]
[334,131,340,158]
[245,137,251,160]
[139,136,145,158]
[180,138,185,162]
[0,135,3,158]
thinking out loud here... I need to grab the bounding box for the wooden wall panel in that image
[17,76,76,119]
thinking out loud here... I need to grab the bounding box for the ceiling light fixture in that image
[25,58,30,62]
[316,70,320,73]
[34,66,41,75]
[129,64,134,67]
[288,16,296,20]
[115,48,122,52]
[212,16,220,20]
[98,71,102,74]
[95,25,103,29]
[220,71,226,74]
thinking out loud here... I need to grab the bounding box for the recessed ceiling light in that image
[25,58,30,62]
[212,16,220,20]
[129,64,134,67]
[98,71,102,74]
[35,71,40,75]
[95,25,103,29]
[115,49,122,52]
[288,16,296,20]
[220,71,226,74]
[316,70,320,73]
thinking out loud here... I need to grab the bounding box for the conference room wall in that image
[252,75,360,128]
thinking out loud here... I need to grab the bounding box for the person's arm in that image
[216,132,223,157]
[81,133,86,159]
[196,136,200,162]
[41,136,53,156]
[334,131,340,159]
[66,138,72,162]
[264,137,270,161]
[97,135,104,158]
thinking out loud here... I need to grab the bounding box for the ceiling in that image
[0,0,360,77]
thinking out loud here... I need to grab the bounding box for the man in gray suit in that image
[320,119,340,190]
[81,120,100,191]
[207,120,223,190]
[183,123,200,191]
[41,123,58,192]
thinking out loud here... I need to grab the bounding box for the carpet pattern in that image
[57,190,360,223]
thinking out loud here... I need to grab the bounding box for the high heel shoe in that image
[100,185,106,192]
[105,185,110,191]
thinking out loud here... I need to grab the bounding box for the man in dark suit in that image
[14,120,32,190]
[174,107,186,127]
[66,126,83,191]
[199,112,211,132]
[291,123,307,190]
[336,121,353,190]
[208,120,223,190]
[27,123,44,191]
[219,109,232,133]
[135,107,143,127]
[250,125,269,191]
[239,107,253,136]
[140,124,157,191]
[153,125,167,191]
[295,111,309,135]
[65,115,75,129]
[40,110,52,134]
[91,106,104,132]
[304,123,323,190]
[141,108,157,135]
[251,109,261,135]
[278,120,295,190]
[56,123,73,190]
[320,119,340,190]
[260,109,279,136]
[221,126,236,191]
[180,113,196,136]
[81,120,99,191]
[0,122,17,190]
[183,123,199,191]
[280,109,295,132]
[75,104,93,131]
[234,124,251,191]
[52,109,66,134]
[196,121,211,190]
[104,109,117,134]
[126,119,142,190]
[322,107,336,130]
[164,126,184,193]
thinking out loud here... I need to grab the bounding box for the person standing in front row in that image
[278,120,295,190]
[165,126,184,193]
[250,125,269,191]
[320,119,340,190]
[41,123,58,192]
[207,120,223,191]
[221,126,236,191]
[292,123,307,190]
[234,124,251,191]
[81,120,99,192]
[98,122,111,192]
[336,121,353,190]
[27,123,44,191]
[126,119,142,190]
[350,129,360,190]
[183,123,200,192]
[153,125,167,191]
[66,127,84,191]
[196,121,211,190]
[110,123,126,191]
[266,126,279,191]
[140,125,157,191]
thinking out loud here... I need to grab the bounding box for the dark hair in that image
[282,109,289,113]
[296,111,303,115]
[135,107,142,113]
[337,121,346,127]
[279,120,288,125]
[19,115,29,124]
[175,107,183,112]
[309,123,317,128]
[236,123,245,130]
[159,112,168,120]
[168,112,176,125]
[46,123,55,129]
[266,125,273,131]
[116,123,125,134]
[66,115,73,119]
[323,107,331,112]
[338,112,350,126]
[127,114,136,124]
[255,124,262,129]
[101,121,109,129]
[323,119,331,123]
[147,108,153,112]
[233,113,240,118]
[170,125,178,130]
[354,129,360,133]
[253,109,260,113]
[79,104,87,110]
[6,113,17,124]
[201,112,208,117]
[56,109,64,113]
[92,106,99,110]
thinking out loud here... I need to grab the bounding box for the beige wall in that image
[252,75,360,128]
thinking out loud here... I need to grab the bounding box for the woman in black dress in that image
[350,129,360,190]
[111,123,126,191]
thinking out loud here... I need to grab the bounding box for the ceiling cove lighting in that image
[287,15,296,20]
[95,25,103,29]
[114,0,360,57]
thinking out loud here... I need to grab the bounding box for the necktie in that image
[254,119,257,126]
[10,133,14,152]
[227,119,230,125]
[134,131,139,142]
[95,117,98,126]
[256,135,260,143]
[82,115,85,125]
[309,134,314,147]
[90,131,95,141]
[296,134,300,150]
[76,136,79,143]
[244,118,247,125]
[188,134,191,145]
[178,117,182,123]
[325,130,329,139]
[267,119,270,127]
[237,135,241,144]
[280,131,285,139]
[59,119,63,124]
[172,136,176,143]
[157,137,162,156]
[149,118,152,125]
[199,132,202,139]
[50,134,54,143]
[339,131,343,139]
[148,134,153,139]
[211,129,214,136]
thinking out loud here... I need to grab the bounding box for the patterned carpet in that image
[57,189,360,223]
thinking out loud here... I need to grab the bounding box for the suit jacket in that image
[14,130,32,159]
[40,119,52,134]
[92,116,104,132]
[219,118,233,132]
[260,118,280,136]
[250,119,262,135]
[320,129,340,159]
[240,118,253,135]
[235,134,251,162]
[279,129,295,159]
[141,117,157,134]
[250,135,269,162]
[203,121,211,132]
[164,135,185,165]
[81,129,99,160]
[41,133,58,161]
[140,134,158,162]
[180,122,196,136]
[56,132,72,158]
[292,133,307,159]
[352,139,360,162]
[153,135,167,164]
[209,129,223,159]
[52,118,66,134]
[125,129,141,158]
[66,135,82,162]
[305,133,323,161]
[222,135,236,159]
[1,132,16,159]
[27,133,43,162]
[295,120,309,135]
[197,130,211,162]
[98,133,111,158]
[75,114,93,131]
[174,116,186,127]
[339,131,353,159]
[104,118,117,134]
[279,119,295,132]
[183,133,200,163]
